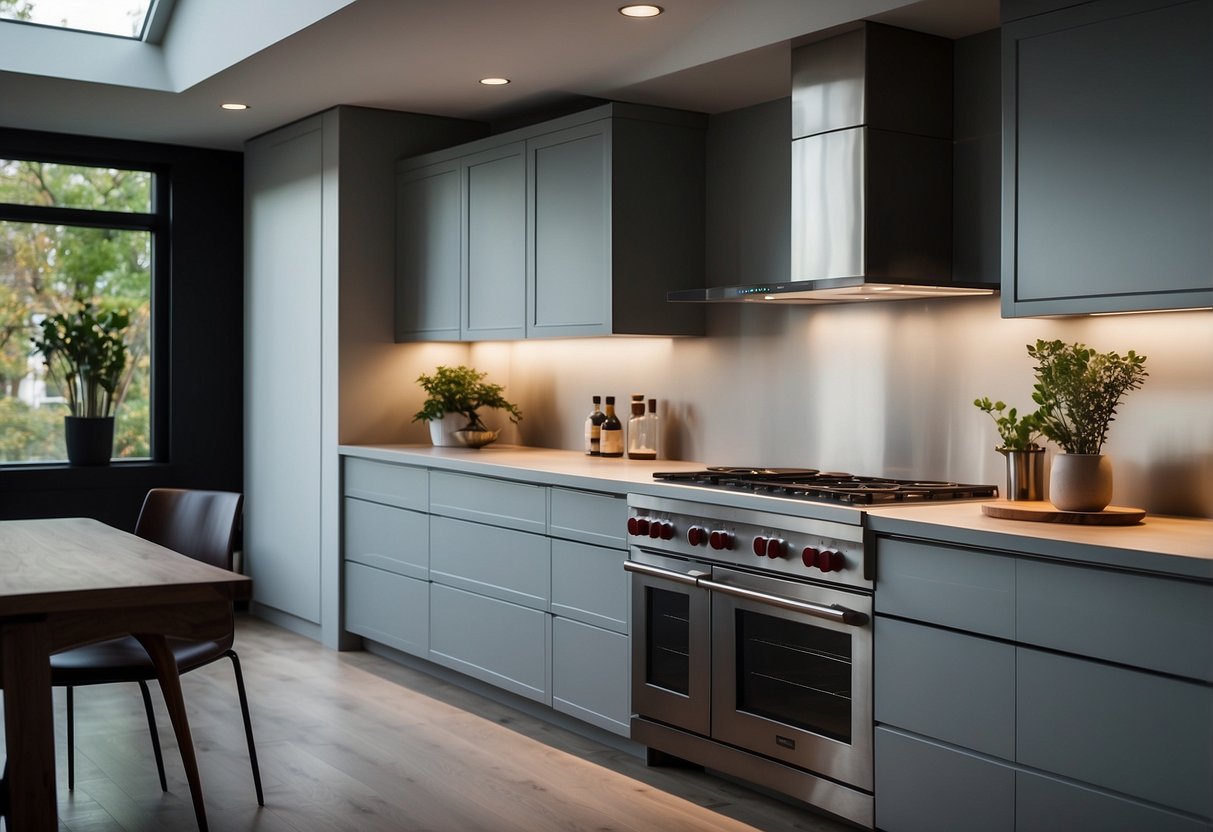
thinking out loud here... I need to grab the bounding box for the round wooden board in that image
[982,500,1145,526]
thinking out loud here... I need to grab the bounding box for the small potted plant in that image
[1027,339,1148,511]
[30,302,130,465]
[973,397,1046,501]
[412,365,522,448]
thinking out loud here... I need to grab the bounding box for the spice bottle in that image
[584,395,605,455]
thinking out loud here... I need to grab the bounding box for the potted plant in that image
[972,397,1046,501]
[30,302,130,465]
[1027,338,1148,511]
[412,365,522,448]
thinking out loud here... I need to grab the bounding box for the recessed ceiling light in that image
[479,77,510,86]
[220,103,249,110]
[619,4,663,17]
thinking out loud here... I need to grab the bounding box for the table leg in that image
[0,618,56,831]
[134,633,208,832]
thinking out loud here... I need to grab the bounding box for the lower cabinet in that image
[344,562,429,657]
[551,617,629,733]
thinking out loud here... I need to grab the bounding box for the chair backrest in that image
[135,488,243,571]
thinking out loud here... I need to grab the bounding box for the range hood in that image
[671,22,997,304]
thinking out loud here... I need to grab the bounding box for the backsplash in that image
[372,297,1211,519]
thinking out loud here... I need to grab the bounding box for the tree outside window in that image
[0,158,155,463]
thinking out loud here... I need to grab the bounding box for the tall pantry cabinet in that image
[244,106,482,647]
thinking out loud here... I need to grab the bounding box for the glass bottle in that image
[584,395,605,455]
[627,395,656,460]
[600,396,624,457]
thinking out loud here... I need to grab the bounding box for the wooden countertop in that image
[340,444,1213,581]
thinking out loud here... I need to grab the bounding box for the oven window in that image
[735,610,852,743]
[646,587,692,694]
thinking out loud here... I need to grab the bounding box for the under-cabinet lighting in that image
[479,77,510,86]
[619,5,664,18]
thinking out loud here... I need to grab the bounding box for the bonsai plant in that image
[30,302,130,465]
[973,397,1046,501]
[1026,338,1148,511]
[412,365,522,447]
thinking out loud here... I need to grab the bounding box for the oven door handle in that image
[624,560,709,586]
[698,578,870,626]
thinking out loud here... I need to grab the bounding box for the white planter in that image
[428,412,466,447]
[1049,453,1113,512]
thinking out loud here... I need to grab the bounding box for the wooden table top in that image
[0,517,252,617]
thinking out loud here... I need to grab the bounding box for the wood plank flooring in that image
[3,616,856,832]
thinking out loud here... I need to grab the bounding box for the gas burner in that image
[654,468,998,505]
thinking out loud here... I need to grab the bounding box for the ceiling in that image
[0,0,998,152]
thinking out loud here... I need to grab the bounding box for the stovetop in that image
[653,467,999,505]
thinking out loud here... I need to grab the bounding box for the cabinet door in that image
[551,540,627,633]
[244,118,323,624]
[1016,770,1211,832]
[345,562,429,657]
[526,121,612,337]
[552,617,629,735]
[1002,0,1213,315]
[462,142,526,339]
[395,160,461,341]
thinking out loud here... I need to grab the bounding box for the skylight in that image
[0,0,157,40]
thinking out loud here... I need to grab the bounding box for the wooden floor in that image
[4,616,857,832]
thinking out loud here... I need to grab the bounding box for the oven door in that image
[626,552,711,736]
[706,566,873,791]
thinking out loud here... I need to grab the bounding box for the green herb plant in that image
[1027,339,1148,455]
[972,397,1044,453]
[30,302,130,418]
[412,365,522,432]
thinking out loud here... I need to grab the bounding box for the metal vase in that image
[1004,448,1045,501]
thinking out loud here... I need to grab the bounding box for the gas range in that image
[653,466,998,505]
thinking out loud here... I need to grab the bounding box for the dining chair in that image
[50,488,264,822]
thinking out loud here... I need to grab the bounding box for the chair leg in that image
[225,650,264,806]
[67,684,74,791]
[137,680,168,792]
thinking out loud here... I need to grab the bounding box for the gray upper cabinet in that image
[1001,0,1213,316]
[395,103,706,341]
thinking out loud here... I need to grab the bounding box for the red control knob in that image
[710,530,734,551]
[648,522,662,538]
[687,526,707,546]
[818,550,845,572]
[753,536,767,556]
[766,537,787,559]
[627,517,648,536]
[659,521,675,540]
[802,546,819,568]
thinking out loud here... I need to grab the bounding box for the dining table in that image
[0,516,252,831]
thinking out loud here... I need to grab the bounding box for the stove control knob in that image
[801,546,820,568]
[752,536,768,556]
[627,517,650,536]
[659,521,675,540]
[687,526,707,546]
[648,522,663,539]
[766,537,787,559]
[710,530,734,551]
[818,550,846,572]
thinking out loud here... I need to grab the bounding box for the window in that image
[0,0,159,40]
[0,157,161,464]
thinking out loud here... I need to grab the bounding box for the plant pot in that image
[1003,448,1045,501]
[1049,453,1113,512]
[64,416,115,466]
[452,428,499,449]
[428,412,466,447]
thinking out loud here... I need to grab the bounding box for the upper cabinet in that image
[1001,0,1213,316]
[395,103,706,341]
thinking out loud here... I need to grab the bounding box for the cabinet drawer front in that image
[1017,558,1213,680]
[429,583,549,703]
[1017,647,1212,817]
[429,516,550,609]
[344,497,428,579]
[875,618,1014,758]
[551,540,627,633]
[875,537,1015,638]
[429,471,546,534]
[344,457,428,511]
[1016,770,1211,832]
[344,562,428,657]
[549,487,626,549]
[875,727,1014,832]
[552,617,629,735]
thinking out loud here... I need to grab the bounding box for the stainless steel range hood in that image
[671,22,997,304]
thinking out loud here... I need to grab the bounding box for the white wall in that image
[385,299,1212,519]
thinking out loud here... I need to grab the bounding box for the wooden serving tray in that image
[982,500,1146,526]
